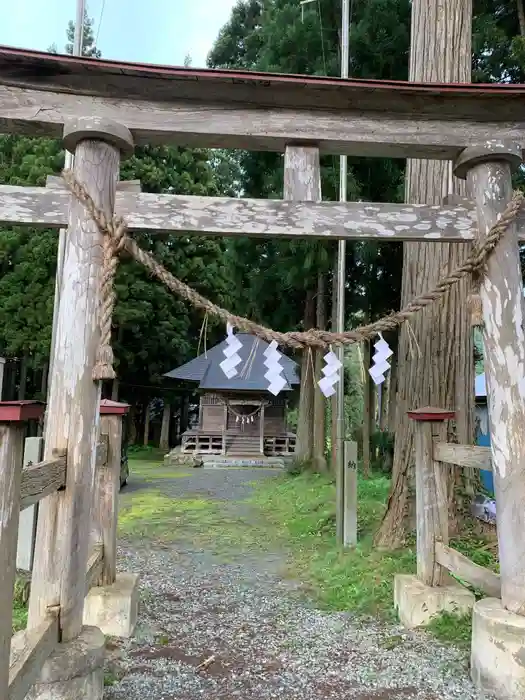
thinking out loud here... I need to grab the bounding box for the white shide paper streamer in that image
[219,323,243,379]
[263,340,287,396]
[368,333,393,386]
[318,350,342,398]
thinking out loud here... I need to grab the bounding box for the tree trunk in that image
[331,265,338,473]
[296,290,316,462]
[380,376,389,432]
[6,363,16,401]
[313,273,327,472]
[362,341,371,478]
[18,353,28,400]
[160,402,171,451]
[37,362,49,437]
[143,402,151,447]
[111,378,119,401]
[129,404,137,445]
[180,395,190,435]
[518,0,525,36]
[387,347,398,433]
[375,0,473,548]
[40,361,48,400]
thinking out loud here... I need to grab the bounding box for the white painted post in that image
[455,142,525,614]
[16,436,44,571]
[27,117,134,642]
[343,439,357,547]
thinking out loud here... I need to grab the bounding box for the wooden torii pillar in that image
[454,141,525,699]
[26,116,134,700]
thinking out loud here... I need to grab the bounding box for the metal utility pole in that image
[47,0,85,395]
[334,0,351,546]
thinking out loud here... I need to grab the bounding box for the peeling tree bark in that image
[375,0,474,548]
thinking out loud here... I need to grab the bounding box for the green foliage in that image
[12,600,27,634]
[0,16,237,407]
[12,573,30,633]
[208,0,409,337]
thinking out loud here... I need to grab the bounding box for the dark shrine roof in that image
[164,334,300,391]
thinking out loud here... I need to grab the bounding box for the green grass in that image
[252,471,416,618]
[12,574,30,633]
[128,445,167,462]
[426,612,473,650]
[251,470,502,648]
[129,460,192,481]
[12,600,27,633]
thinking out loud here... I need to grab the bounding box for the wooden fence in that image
[0,400,126,700]
[409,407,500,599]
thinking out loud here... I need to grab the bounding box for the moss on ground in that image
[118,482,274,554]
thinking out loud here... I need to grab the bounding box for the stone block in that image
[83,572,139,638]
[471,597,525,700]
[164,449,202,468]
[394,573,475,628]
[27,626,104,700]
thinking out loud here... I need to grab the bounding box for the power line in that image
[95,0,107,49]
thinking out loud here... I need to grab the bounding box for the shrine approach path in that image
[103,464,492,700]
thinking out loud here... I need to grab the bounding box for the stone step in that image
[201,456,286,469]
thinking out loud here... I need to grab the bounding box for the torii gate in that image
[0,46,525,699]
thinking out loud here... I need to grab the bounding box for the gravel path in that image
[105,467,492,700]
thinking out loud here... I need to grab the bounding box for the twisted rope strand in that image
[61,170,523,363]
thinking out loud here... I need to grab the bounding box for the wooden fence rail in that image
[407,408,499,603]
[18,453,67,511]
[0,400,127,700]
[8,612,59,700]
[433,442,491,471]
[435,541,500,598]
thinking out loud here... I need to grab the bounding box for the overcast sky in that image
[0,0,236,67]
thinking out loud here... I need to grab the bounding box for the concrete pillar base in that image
[471,598,525,699]
[83,572,139,638]
[26,626,104,700]
[394,573,475,628]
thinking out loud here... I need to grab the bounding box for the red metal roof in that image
[0,400,45,422]
[1,45,525,118]
[100,399,130,415]
[407,407,456,422]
